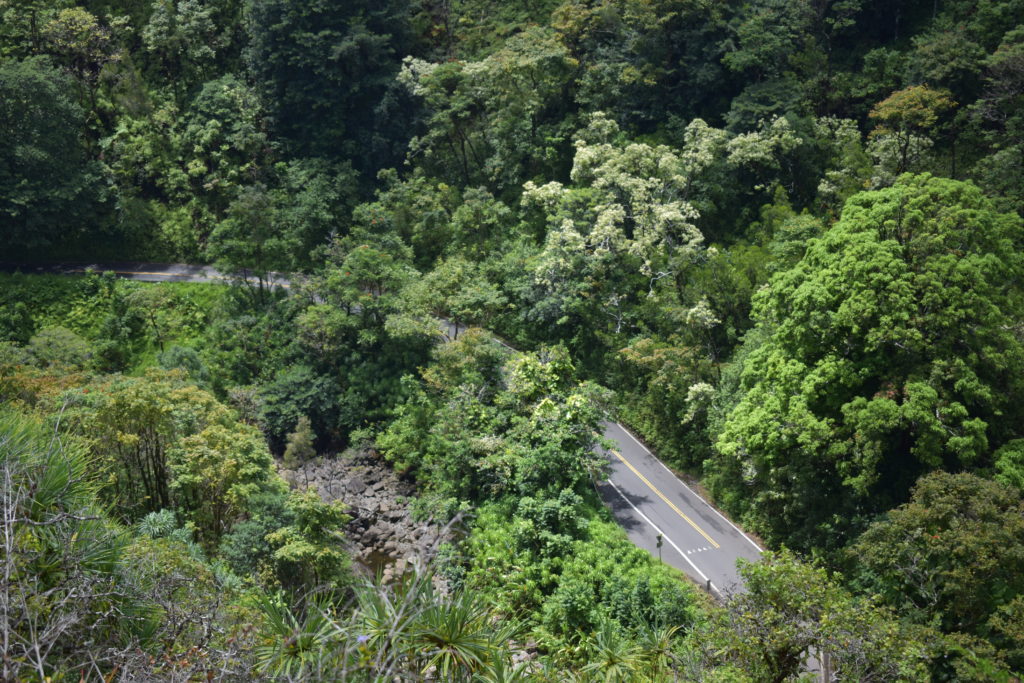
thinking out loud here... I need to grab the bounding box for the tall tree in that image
[519,112,799,354]
[400,26,576,190]
[0,57,104,251]
[67,370,233,519]
[207,184,294,299]
[282,415,317,469]
[714,550,930,682]
[244,0,414,165]
[849,472,1024,640]
[169,421,281,547]
[714,174,1024,551]
[867,84,956,180]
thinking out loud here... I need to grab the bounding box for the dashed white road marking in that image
[605,478,721,598]
[612,422,763,552]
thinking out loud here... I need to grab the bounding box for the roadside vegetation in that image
[4,0,1024,679]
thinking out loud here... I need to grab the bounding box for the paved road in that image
[1,261,762,597]
[597,421,761,597]
[1,261,234,283]
[0,261,296,289]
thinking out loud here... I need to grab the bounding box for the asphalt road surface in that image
[0,261,291,287]
[2,261,763,597]
[597,421,761,597]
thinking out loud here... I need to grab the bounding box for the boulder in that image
[284,447,453,587]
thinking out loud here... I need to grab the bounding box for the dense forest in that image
[3,0,1024,679]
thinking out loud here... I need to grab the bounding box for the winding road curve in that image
[1,261,762,596]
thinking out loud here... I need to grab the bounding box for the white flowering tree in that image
[522,112,800,339]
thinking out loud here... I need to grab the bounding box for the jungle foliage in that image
[4,0,1024,679]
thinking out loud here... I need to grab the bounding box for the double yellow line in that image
[610,448,719,549]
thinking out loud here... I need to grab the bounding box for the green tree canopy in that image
[0,57,104,250]
[169,421,282,548]
[714,173,1024,551]
[244,0,413,164]
[65,369,235,519]
[848,471,1024,642]
[715,549,930,682]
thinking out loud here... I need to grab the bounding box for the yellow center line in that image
[610,448,719,549]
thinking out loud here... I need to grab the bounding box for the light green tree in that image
[169,421,282,547]
[266,490,351,593]
[67,369,234,519]
[41,7,117,114]
[867,85,956,182]
[282,415,317,470]
[714,174,1024,551]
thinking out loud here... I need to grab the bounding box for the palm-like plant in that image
[351,573,423,674]
[137,509,179,538]
[578,618,645,683]
[344,568,526,681]
[254,594,340,680]
[1,412,137,679]
[251,560,531,680]
[473,651,534,682]
[409,588,497,679]
[636,623,682,679]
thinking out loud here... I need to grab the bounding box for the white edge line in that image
[606,478,721,598]
[611,422,763,553]
[38,267,752,556]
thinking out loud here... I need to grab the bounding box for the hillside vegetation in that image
[3,0,1024,680]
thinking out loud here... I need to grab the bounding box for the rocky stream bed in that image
[277,449,452,585]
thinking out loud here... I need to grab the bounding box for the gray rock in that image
[281,447,453,588]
